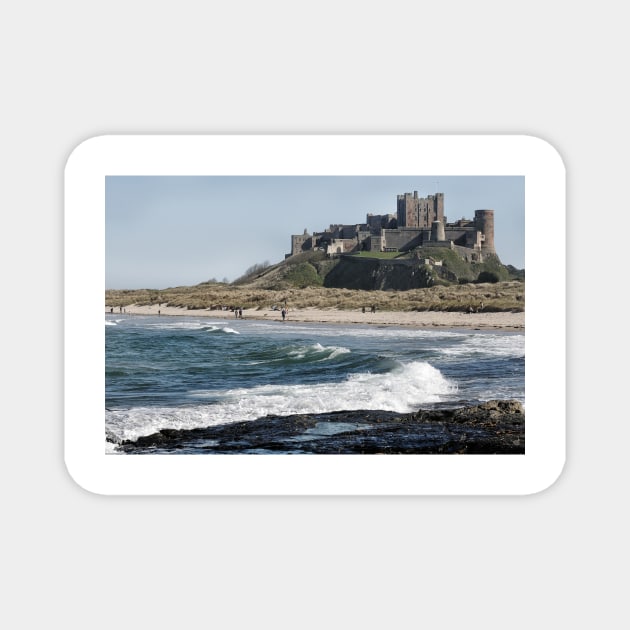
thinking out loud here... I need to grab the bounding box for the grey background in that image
[3,1,623,628]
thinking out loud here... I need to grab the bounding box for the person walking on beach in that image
[281,307,286,321]
[239,307,243,319]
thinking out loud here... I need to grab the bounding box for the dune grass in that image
[106,281,524,313]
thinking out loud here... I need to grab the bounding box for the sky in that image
[105,176,525,289]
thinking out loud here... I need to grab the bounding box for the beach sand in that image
[108,304,524,331]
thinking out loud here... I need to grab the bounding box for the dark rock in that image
[118,400,525,455]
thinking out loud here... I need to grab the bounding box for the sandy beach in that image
[107,304,524,331]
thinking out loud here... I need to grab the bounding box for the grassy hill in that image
[231,248,523,290]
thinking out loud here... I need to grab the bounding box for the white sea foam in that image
[326,346,351,360]
[287,343,351,361]
[438,333,524,358]
[147,320,228,330]
[249,321,459,341]
[135,320,242,335]
[105,360,455,444]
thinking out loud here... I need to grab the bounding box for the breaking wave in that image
[105,360,455,444]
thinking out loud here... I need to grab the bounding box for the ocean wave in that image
[326,346,352,360]
[287,342,351,361]
[437,333,524,359]
[105,360,456,445]
[143,320,230,331]
[248,320,462,340]
[201,325,238,334]
[105,318,127,326]
[245,342,352,367]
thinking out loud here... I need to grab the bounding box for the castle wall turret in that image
[431,220,445,242]
[474,210,495,253]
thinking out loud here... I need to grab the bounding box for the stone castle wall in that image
[396,192,445,229]
[289,193,495,259]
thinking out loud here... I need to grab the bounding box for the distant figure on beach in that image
[119,306,122,313]
[281,307,286,321]
[158,310,161,316]
[110,307,113,314]
[239,307,243,319]
[371,304,376,313]
[362,306,366,314]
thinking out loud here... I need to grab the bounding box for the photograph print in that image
[105,175,525,456]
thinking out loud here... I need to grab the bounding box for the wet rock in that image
[118,400,525,455]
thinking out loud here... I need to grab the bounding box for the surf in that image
[105,360,456,445]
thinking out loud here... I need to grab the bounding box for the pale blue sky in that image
[106,176,525,289]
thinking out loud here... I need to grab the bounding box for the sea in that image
[105,314,524,454]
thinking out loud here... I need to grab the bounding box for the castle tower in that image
[474,210,495,253]
[290,228,312,256]
[397,191,445,228]
[431,220,445,242]
[434,193,445,224]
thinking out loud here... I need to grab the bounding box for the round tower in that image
[474,210,495,253]
[431,220,445,242]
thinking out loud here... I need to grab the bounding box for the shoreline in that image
[115,400,525,455]
[106,303,524,331]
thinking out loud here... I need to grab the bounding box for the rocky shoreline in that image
[115,399,525,455]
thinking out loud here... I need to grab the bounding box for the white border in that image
[64,135,565,495]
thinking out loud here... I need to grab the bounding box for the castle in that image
[289,191,496,263]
